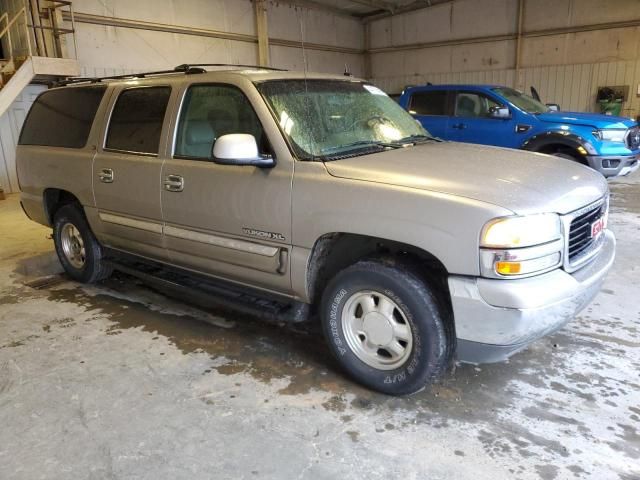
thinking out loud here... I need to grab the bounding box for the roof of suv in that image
[56,69,364,89]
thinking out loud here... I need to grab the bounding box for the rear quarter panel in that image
[17,86,115,226]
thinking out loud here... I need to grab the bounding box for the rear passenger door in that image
[406,90,451,139]
[161,83,293,294]
[447,90,517,147]
[92,85,172,260]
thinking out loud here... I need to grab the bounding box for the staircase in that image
[0,56,79,116]
[0,1,80,195]
[0,3,80,117]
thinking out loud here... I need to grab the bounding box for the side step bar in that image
[104,252,310,324]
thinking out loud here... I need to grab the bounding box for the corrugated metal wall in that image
[373,59,640,119]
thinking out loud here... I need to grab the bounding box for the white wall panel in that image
[368,0,640,117]
[66,0,363,73]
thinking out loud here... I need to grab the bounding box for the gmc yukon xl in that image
[16,65,616,395]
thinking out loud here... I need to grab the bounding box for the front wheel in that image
[320,259,452,395]
[53,204,112,283]
[552,150,586,165]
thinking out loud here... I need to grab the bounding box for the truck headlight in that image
[481,214,561,249]
[592,129,627,143]
[480,214,563,278]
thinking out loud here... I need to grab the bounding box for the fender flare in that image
[520,131,597,155]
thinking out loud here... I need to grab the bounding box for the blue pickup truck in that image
[398,84,640,177]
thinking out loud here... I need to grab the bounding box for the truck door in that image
[160,82,293,294]
[92,85,172,261]
[448,90,519,148]
[406,89,451,139]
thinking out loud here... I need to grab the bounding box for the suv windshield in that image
[492,87,549,114]
[257,79,431,160]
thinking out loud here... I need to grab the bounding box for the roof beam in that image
[349,0,397,13]
[270,0,359,18]
[362,0,446,22]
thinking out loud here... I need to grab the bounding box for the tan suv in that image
[16,64,616,395]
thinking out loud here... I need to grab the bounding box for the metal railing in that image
[0,0,77,65]
[30,0,78,59]
[0,7,33,65]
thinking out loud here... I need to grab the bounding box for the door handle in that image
[98,168,114,183]
[164,174,184,192]
[452,123,467,130]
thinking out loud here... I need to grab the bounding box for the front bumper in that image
[586,153,639,177]
[449,230,616,363]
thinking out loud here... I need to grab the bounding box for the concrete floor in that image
[0,176,639,480]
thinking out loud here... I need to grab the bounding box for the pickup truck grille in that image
[567,200,607,263]
[628,126,640,150]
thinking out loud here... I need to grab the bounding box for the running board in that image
[104,253,310,324]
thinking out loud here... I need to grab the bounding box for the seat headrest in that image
[186,120,215,145]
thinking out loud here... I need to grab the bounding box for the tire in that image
[320,258,452,395]
[53,204,112,283]
[553,150,586,165]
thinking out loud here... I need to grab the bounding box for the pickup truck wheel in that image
[53,204,112,283]
[553,150,586,165]
[321,259,451,395]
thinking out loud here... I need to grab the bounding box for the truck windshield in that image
[492,87,549,114]
[257,79,432,160]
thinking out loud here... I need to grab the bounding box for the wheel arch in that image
[43,188,82,226]
[521,131,593,163]
[305,232,453,323]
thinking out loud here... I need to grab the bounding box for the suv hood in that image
[324,142,607,215]
[536,110,636,129]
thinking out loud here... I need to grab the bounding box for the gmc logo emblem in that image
[591,217,605,238]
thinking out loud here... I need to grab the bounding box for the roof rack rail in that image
[54,64,206,87]
[55,63,287,87]
[174,63,288,72]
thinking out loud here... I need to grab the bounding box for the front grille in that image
[568,201,607,262]
[628,126,640,150]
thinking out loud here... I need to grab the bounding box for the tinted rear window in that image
[408,90,448,116]
[19,86,106,148]
[105,86,171,155]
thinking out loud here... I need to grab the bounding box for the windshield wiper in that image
[395,134,441,144]
[320,140,392,155]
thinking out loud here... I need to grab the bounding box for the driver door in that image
[160,82,294,293]
[447,90,518,148]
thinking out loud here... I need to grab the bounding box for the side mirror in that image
[489,106,511,119]
[212,134,275,168]
[546,103,560,112]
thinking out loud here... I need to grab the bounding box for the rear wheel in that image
[320,259,452,395]
[53,204,112,283]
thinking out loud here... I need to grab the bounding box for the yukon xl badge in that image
[242,228,286,242]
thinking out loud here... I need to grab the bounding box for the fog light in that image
[602,159,620,169]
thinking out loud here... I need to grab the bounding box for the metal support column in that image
[255,0,269,67]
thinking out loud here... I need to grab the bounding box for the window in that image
[105,86,171,155]
[492,87,548,114]
[408,91,448,116]
[454,92,501,118]
[257,80,428,160]
[19,85,106,148]
[175,84,266,159]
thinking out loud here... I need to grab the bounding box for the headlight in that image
[480,214,563,278]
[592,129,627,143]
[481,214,561,248]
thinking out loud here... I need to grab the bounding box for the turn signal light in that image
[495,261,522,275]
